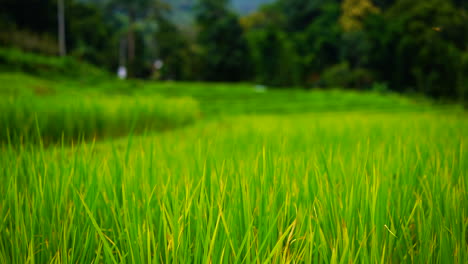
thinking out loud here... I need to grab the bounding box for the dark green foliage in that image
[0,0,58,54]
[340,31,372,69]
[0,27,58,55]
[247,30,300,87]
[105,0,169,78]
[196,0,253,82]
[66,2,118,71]
[372,0,397,10]
[278,0,328,32]
[365,0,468,98]
[0,0,57,34]
[241,4,297,86]
[0,48,107,79]
[295,2,342,86]
[155,18,199,80]
[0,0,467,101]
[321,62,374,89]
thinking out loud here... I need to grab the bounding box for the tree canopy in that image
[0,0,466,102]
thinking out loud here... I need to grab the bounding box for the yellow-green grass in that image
[1,112,466,263]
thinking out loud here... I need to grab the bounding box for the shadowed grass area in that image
[0,112,466,262]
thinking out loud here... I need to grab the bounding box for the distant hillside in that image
[166,0,275,26]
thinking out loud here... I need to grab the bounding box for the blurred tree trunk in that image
[58,0,67,56]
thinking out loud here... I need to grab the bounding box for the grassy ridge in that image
[0,113,466,262]
[0,95,199,144]
[0,73,200,144]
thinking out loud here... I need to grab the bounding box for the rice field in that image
[1,110,467,263]
[0,73,467,262]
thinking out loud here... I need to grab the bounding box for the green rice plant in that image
[0,94,200,144]
[0,112,466,263]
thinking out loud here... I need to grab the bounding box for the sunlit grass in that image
[1,112,466,263]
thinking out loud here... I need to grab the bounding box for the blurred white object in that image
[118,66,127,80]
[154,59,164,70]
[254,85,267,93]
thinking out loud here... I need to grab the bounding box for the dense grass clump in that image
[0,112,466,263]
[0,95,199,144]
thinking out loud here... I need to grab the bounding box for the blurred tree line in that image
[0,0,467,100]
